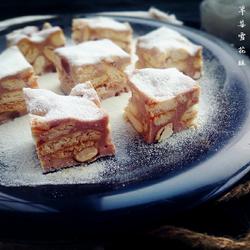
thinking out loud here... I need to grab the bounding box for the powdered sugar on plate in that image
[0,48,240,187]
[0,114,107,186]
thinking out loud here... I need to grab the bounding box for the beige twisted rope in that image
[151,226,250,250]
[218,181,250,202]
[150,180,250,250]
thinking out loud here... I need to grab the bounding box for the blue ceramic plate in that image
[0,15,250,222]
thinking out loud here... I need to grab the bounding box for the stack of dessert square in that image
[0,16,202,173]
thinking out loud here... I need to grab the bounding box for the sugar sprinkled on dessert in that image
[6,26,38,44]
[0,46,32,79]
[138,27,201,55]
[28,26,62,43]
[70,82,100,104]
[7,26,62,44]
[23,88,105,122]
[129,68,198,101]
[55,39,130,66]
[0,53,240,186]
[75,17,131,31]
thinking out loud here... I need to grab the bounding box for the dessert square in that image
[6,23,66,75]
[125,68,200,143]
[0,46,38,124]
[72,17,133,53]
[136,27,203,79]
[23,86,115,173]
[54,39,131,99]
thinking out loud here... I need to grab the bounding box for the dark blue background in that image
[0,0,202,27]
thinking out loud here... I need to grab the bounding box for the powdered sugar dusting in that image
[23,88,105,122]
[75,17,131,31]
[28,27,62,43]
[129,68,197,101]
[0,115,106,186]
[0,46,32,79]
[55,39,130,66]
[6,26,38,45]
[0,48,240,187]
[70,82,100,105]
[7,26,62,44]
[138,27,201,55]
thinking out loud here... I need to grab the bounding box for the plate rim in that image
[0,14,250,215]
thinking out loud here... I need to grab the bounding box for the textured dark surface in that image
[0,174,249,249]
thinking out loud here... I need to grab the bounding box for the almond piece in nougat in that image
[54,39,131,99]
[0,46,38,124]
[125,68,200,143]
[72,17,133,53]
[136,27,203,79]
[6,23,66,75]
[23,84,115,173]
